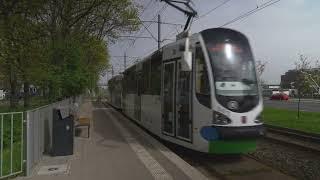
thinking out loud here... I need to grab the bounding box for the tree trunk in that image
[9,64,18,108]
[9,81,18,108]
[23,81,30,107]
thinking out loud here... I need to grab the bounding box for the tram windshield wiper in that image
[241,78,256,85]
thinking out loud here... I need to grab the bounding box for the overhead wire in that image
[138,0,281,60]
[198,0,232,19]
[141,23,158,42]
[162,25,180,42]
[117,0,154,49]
[219,0,281,27]
[125,4,169,52]
[162,0,225,42]
[111,2,168,71]
[140,0,154,16]
[127,0,281,60]
[140,17,186,59]
[113,0,282,75]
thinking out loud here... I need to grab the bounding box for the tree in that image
[38,0,140,100]
[0,0,51,107]
[37,0,139,99]
[294,54,316,96]
[256,60,267,77]
[294,54,320,118]
[256,60,267,87]
[36,0,140,41]
[0,0,140,108]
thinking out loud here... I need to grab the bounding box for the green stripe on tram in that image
[209,139,257,154]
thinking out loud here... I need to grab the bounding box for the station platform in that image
[19,101,209,180]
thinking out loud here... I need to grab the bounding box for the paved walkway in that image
[18,101,208,180]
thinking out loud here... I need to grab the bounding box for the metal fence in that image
[26,96,82,176]
[0,112,24,179]
[0,96,82,179]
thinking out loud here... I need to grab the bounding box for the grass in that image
[0,113,23,177]
[0,96,66,178]
[1,143,23,176]
[263,107,320,134]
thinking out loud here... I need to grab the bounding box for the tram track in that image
[264,124,320,154]
[101,101,294,179]
[248,125,320,180]
[167,144,293,180]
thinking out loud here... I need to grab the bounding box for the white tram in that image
[107,75,123,109]
[108,28,265,154]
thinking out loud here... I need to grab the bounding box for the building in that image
[280,70,299,89]
[262,84,280,97]
[281,68,320,88]
[280,68,320,97]
[261,84,297,97]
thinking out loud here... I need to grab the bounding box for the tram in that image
[108,28,265,154]
[107,75,123,109]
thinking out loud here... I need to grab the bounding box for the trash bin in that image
[51,108,74,156]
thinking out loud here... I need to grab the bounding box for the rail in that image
[265,124,320,142]
[264,124,320,154]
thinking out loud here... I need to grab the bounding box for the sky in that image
[105,0,320,84]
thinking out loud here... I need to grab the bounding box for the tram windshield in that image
[202,30,258,96]
[208,43,258,96]
[201,28,259,112]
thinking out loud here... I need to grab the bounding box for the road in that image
[264,99,320,112]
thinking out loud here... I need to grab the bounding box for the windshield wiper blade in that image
[241,78,256,85]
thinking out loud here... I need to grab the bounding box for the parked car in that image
[270,93,289,100]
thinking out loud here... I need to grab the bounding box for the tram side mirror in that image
[181,37,192,71]
[182,51,192,71]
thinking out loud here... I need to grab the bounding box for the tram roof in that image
[123,27,244,73]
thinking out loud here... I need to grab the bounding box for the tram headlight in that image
[254,113,263,123]
[212,111,232,125]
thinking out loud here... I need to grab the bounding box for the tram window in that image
[195,45,211,108]
[127,67,136,94]
[126,71,131,93]
[142,60,150,94]
[132,69,137,94]
[121,72,127,93]
[150,52,162,95]
[122,75,127,94]
[124,72,129,94]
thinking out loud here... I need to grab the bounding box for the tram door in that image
[162,62,175,135]
[176,60,192,141]
[162,60,192,141]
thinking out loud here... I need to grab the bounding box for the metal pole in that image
[158,14,161,50]
[10,114,13,174]
[298,93,301,119]
[111,66,114,77]
[1,115,3,177]
[124,52,127,70]
[20,113,23,173]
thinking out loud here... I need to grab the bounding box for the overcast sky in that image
[106,0,320,84]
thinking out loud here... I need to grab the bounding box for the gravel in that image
[250,139,320,180]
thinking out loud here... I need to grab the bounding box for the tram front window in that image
[209,43,258,96]
[201,29,259,113]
